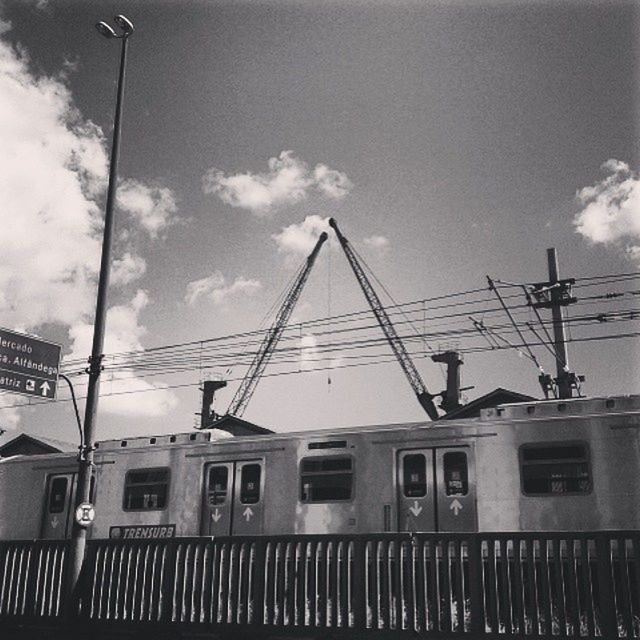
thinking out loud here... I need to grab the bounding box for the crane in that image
[226,232,328,418]
[328,218,439,420]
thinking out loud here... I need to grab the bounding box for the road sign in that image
[75,502,95,527]
[0,327,61,399]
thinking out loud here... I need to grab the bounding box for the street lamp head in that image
[95,21,118,39]
[114,14,134,36]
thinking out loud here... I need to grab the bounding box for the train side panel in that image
[0,454,77,539]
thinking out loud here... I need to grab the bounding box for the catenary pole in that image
[65,15,133,606]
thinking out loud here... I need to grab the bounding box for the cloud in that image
[0,36,107,330]
[313,164,352,199]
[66,291,178,418]
[299,334,319,371]
[0,395,21,430]
[117,179,178,238]
[111,252,147,286]
[574,160,640,260]
[363,234,390,253]
[185,271,261,306]
[202,151,352,215]
[272,215,332,256]
[0,32,179,423]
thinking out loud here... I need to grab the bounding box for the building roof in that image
[0,431,76,457]
[439,387,536,420]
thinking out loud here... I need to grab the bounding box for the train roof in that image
[92,393,640,453]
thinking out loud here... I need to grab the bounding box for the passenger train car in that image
[1,393,639,541]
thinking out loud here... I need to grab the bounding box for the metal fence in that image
[1,531,639,638]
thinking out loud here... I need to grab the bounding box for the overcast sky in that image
[0,0,638,443]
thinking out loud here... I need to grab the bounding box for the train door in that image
[201,459,264,536]
[41,473,76,539]
[397,447,476,532]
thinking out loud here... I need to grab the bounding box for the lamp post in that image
[66,13,134,604]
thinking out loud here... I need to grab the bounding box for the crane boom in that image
[328,218,439,420]
[226,232,328,417]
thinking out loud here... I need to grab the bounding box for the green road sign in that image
[0,327,61,399]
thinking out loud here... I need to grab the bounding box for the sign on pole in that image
[0,327,61,399]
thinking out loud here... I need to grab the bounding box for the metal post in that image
[65,19,132,609]
[547,248,572,399]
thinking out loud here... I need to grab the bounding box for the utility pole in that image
[530,248,581,399]
[66,15,134,608]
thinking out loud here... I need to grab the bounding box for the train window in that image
[520,442,591,495]
[240,464,261,504]
[207,466,228,506]
[444,452,468,496]
[300,456,353,502]
[403,454,427,497]
[48,477,68,514]
[123,468,170,511]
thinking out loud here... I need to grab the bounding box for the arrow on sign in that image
[449,499,463,516]
[211,509,222,523]
[243,507,254,521]
[40,381,51,397]
[408,500,423,517]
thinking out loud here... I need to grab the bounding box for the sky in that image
[0,0,638,445]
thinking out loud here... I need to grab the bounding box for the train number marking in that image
[211,509,222,522]
[408,500,423,517]
[242,507,254,521]
[449,499,463,516]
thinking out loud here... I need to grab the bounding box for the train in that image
[0,392,639,541]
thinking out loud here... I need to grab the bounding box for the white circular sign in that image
[75,502,95,527]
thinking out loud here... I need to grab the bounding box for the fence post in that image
[595,535,618,639]
[467,535,485,633]
[253,538,266,627]
[161,540,179,624]
[352,537,367,631]
[23,542,41,619]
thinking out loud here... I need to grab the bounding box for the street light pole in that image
[66,14,134,605]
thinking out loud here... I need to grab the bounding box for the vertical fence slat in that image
[499,538,512,635]
[596,534,619,639]
[565,537,580,636]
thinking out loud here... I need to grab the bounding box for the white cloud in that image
[185,271,261,306]
[272,215,332,256]
[0,395,21,430]
[66,291,178,418]
[202,151,352,215]
[111,252,147,286]
[299,334,319,371]
[363,234,390,253]
[117,179,178,238]
[0,36,107,330]
[313,164,352,199]
[0,33,179,424]
[574,160,640,259]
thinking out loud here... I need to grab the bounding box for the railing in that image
[0,540,67,619]
[1,531,639,638]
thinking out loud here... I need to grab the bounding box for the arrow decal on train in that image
[449,499,463,516]
[243,507,254,521]
[211,509,222,522]
[408,500,422,517]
